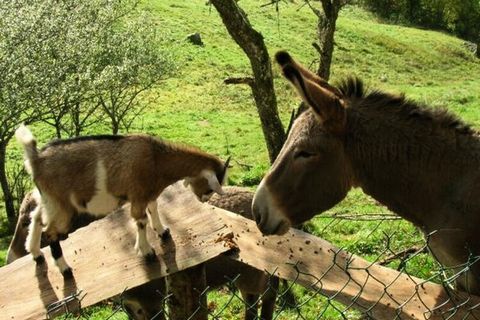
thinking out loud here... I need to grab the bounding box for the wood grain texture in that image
[0,183,231,320]
[216,208,480,319]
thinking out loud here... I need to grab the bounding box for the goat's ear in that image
[183,178,191,188]
[276,51,346,133]
[202,170,224,195]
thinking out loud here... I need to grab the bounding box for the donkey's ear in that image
[276,54,345,133]
[276,51,342,97]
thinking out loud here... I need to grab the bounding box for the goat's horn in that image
[219,156,231,185]
[223,156,231,172]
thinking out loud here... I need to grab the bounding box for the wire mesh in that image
[57,212,480,320]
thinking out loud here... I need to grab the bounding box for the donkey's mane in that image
[337,77,474,135]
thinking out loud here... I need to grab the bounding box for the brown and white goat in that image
[7,187,278,320]
[15,125,228,276]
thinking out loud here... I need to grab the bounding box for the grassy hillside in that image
[3,0,480,318]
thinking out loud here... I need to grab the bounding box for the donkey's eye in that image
[294,150,315,159]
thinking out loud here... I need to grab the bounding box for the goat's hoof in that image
[34,255,45,264]
[62,268,74,279]
[144,252,157,263]
[160,228,171,241]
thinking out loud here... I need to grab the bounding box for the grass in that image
[1,0,479,318]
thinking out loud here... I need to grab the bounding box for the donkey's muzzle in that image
[252,180,290,236]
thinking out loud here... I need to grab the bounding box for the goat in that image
[15,125,229,276]
[7,187,278,320]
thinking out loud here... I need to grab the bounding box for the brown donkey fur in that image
[253,50,480,294]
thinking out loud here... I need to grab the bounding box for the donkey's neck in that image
[345,106,480,231]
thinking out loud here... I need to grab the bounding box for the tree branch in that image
[305,0,322,18]
[312,42,322,54]
[378,246,427,266]
[224,77,254,87]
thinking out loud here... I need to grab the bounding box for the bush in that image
[358,0,480,43]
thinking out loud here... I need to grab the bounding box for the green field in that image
[2,0,480,319]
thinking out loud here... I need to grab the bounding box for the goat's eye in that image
[294,150,315,159]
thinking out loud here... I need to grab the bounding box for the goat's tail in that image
[15,124,38,174]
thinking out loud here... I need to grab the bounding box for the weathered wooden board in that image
[215,208,480,319]
[0,183,232,320]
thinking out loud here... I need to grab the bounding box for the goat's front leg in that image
[147,201,170,241]
[26,206,44,263]
[131,203,156,261]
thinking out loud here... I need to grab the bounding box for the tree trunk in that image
[0,141,16,232]
[111,118,120,135]
[166,264,207,320]
[316,1,343,80]
[211,0,285,163]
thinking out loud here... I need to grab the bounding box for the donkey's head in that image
[252,51,354,235]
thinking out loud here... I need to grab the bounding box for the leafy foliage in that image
[0,0,175,226]
[358,0,480,42]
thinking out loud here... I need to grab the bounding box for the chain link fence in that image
[53,209,480,320]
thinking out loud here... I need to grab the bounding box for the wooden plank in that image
[215,208,480,319]
[0,183,232,320]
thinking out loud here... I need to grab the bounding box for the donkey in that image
[253,50,480,294]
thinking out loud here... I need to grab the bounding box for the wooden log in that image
[166,264,207,320]
[214,208,480,319]
[0,183,232,320]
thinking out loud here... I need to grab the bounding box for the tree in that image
[306,0,350,80]
[210,0,286,163]
[93,15,174,134]
[359,0,480,56]
[0,0,174,230]
[0,0,54,229]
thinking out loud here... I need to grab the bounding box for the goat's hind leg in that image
[26,205,44,264]
[131,202,156,261]
[147,201,170,241]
